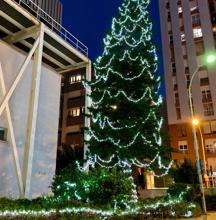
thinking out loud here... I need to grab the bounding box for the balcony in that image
[67,115,84,127]
[202,96,212,103]
[67,96,85,109]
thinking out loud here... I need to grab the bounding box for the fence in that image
[12,0,88,56]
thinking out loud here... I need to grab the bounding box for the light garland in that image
[0,186,195,219]
[83,0,173,187]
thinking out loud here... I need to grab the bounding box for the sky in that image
[60,0,164,93]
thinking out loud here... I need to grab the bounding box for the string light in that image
[0,186,195,219]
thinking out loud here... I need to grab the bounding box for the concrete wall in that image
[0,40,61,198]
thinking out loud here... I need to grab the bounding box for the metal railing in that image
[13,0,88,56]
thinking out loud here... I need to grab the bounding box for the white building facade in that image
[0,0,91,199]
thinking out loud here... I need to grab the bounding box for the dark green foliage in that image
[56,145,76,171]
[52,164,134,207]
[171,159,199,184]
[167,183,198,202]
[85,0,172,172]
[0,194,201,220]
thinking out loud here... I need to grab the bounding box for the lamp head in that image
[192,118,199,126]
[206,54,216,64]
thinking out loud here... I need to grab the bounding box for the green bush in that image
[170,159,199,184]
[167,183,198,202]
[52,164,134,207]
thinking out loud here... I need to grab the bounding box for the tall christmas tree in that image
[85,0,172,176]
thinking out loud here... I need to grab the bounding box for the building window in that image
[205,139,216,153]
[178,6,183,14]
[185,73,190,86]
[203,121,216,134]
[195,41,204,55]
[70,74,84,84]
[177,125,187,137]
[178,141,188,153]
[193,28,202,38]
[203,103,214,116]
[192,14,201,26]
[181,33,186,42]
[0,127,7,141]
[172,63,176,72]
[174,92,179,106]
[176,107,181,120]
[166,2,170,9]
[203,122,211,134]
[169,35,173,44]
[69,107,81,117]
[201,89,212,102]
[211,121,216,133]
[168,11,171,20]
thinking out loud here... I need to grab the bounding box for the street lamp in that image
[192,118,207,183]
[188,54,216,214]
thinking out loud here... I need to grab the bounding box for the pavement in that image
[170,213,216,220]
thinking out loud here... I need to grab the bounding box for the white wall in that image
[0,40,61,198]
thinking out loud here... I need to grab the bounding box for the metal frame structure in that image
[0,0,92,199]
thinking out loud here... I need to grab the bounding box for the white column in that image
[84,61,92,160]
[22,23,44,199]
[0,64,24,198]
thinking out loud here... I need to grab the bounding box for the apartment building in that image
[159,0,216,171]
[58,67,87,161]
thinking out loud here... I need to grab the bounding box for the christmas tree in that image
[85,0,172,176]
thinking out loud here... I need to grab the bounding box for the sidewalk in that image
[168,213,216,220]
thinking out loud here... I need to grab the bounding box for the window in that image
[177,125,187,137]
[0,127,7,141]
[195,41,204,55]
[69,107,81,117]
[193,28,202,38]
[166,2,170,9]
[185,73,190,86]
[169,35,173,44]
[211,121,216,133]
[201,89,211,102]
[175,92,179,106]
[203,121,216,134]
[203,122,211,134]
[176,107,181,120]
[205,139,216,153]
[203,103,214,116]
[192,14,201,26]
[181,33,186,42]
[168,11,171,20]
[172,63,176,72]
[178,141,188,153]
[70,74,84,84]
[178,6,183,13]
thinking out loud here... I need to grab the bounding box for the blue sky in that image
[60,0,165,93]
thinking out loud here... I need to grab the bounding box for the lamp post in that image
[188,54,216,214]
[193,119,208,186]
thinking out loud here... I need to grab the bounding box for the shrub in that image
[52,164,134,208]
[170,159,199,184]
[167,183,199,202]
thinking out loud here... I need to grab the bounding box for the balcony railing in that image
[12,0,88,56]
